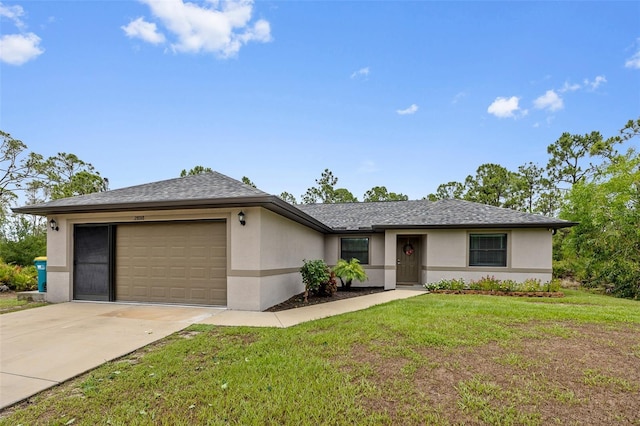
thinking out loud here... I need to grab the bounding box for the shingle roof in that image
[13,172,270,212]
[297,199,573,230]
[13,171,575,231]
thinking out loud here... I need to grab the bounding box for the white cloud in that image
[396,104,418,115]
[451,91,466,104]
[0,3,25,29]
[0,2,44,65]
[559,81,581,93]
[584,75,607,90]
[625,39,640,69]
[350,67,369,79]
[558,75,606,94]
[0,32,43,65]
[123,0,272,57]
[122,17,166,44]
[626,52,640,69]
[236,18,271,45]
[487,96,522,118]
[533,90,563,112]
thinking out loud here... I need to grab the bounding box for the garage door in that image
[116,221,226,305]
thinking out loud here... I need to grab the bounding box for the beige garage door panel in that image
[116,222,227,305]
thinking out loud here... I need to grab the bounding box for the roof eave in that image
[12,197,265,215]
[370,222,577,231]
[12,196,333,233]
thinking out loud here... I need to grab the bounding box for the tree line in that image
[0,130,107,264]
[180,165,409,204]
[2,118,639,298]
[234,118,639,299]
[239,120,631,221]
[194,119,633,216]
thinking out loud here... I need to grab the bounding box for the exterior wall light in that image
[49,218,59,231]
[238,211,246,226]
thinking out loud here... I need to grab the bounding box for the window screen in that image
[340,238,369,264]
[469,234,507,267]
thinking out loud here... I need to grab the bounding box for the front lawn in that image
[0,293,47,314]
[1,290,638,425]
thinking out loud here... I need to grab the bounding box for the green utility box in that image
[34,256,47,292]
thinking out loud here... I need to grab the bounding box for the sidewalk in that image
[0,288,425,409]
[198,288,424,327]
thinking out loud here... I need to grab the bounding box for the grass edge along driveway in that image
[0,294,46,314]
[1,289,639,425]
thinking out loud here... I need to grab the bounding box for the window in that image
[340,237,369,264]
[469,234,507,267]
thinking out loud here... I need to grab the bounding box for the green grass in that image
[1,290,638,425]
[582,369,638,392]
[0,296,47,314]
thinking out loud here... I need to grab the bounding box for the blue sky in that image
[1,1,639,202]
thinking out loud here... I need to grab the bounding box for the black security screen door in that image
[73,225,114,301]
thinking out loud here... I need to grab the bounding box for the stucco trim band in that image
[424,266,552,274]
[228,268,300,278]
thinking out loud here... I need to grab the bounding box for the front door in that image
[73,225,113,301]
[396,236,421,285]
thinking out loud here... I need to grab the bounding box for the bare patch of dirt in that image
[0,290,16,299]
[348,322,640,425]
[265,287,385,312]
[178,330,202,339]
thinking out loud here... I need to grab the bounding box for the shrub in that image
[498,279,517,292]
[547,279,562,292]
[424,278,466,291]
[469,276,500,291]
[320,272,338,297]
[452,278,467,290]
[424,277,561,294]
[0,218,46,266]
[601,258,640,299]
[300,259,330,292]
[520,278,543,292]
[0,261,12,284]
[552,259,574,279]
[300,259,332,302]
[424,280,445,292]
[0,260,37,291]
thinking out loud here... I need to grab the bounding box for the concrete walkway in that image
[201,289,423,327]
[0,289,424,409]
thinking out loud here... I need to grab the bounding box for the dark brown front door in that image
[396,236,421,284]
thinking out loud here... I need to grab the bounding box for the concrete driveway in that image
[1,289,424,410]
[0,302,224,409]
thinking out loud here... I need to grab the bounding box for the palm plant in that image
[332,258,368,290]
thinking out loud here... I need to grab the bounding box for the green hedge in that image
[424,276,561,293]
